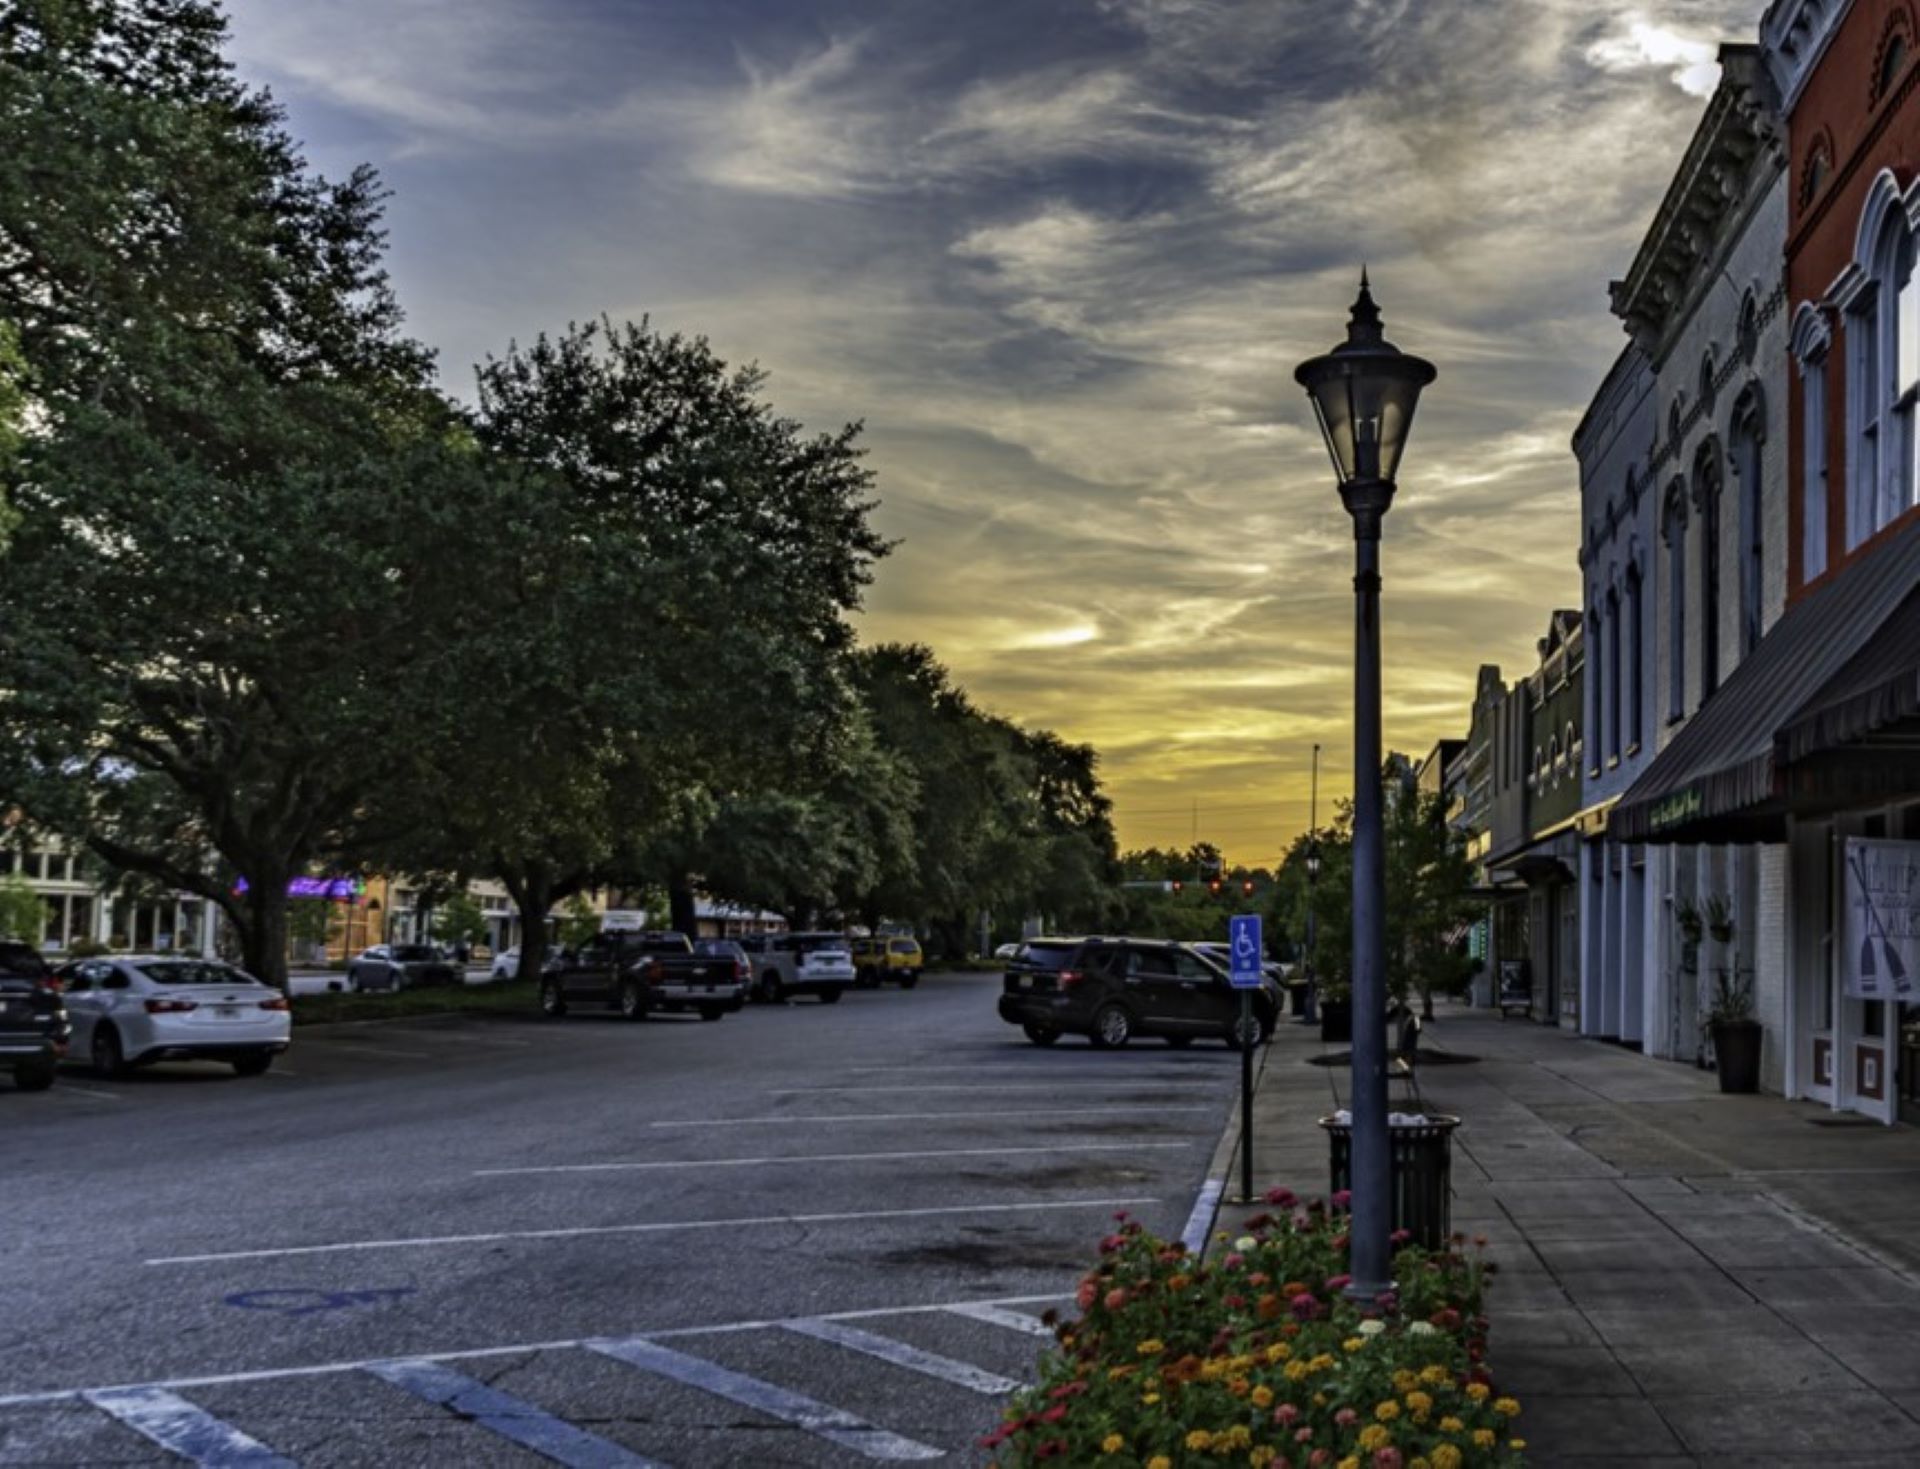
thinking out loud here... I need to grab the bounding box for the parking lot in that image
[0,971,1242,1466]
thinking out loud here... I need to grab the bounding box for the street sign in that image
[1228,913,1264,989]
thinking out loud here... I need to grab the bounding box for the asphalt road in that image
[0,971,1244,1467]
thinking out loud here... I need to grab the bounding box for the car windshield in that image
[391,945,439,962]
[889,940,918,953]
[1016,942,1080,970]
[792,934,845,953]
[636,935,692,955]
[139,961,257,986]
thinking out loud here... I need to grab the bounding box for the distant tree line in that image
[0,1,1117,984]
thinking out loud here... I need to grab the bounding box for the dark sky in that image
[228,0,1757,857]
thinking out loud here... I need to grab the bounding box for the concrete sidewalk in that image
[1216,1003,1920,1466]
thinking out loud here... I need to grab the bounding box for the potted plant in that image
[1708,968,1761,1094]
[1318,977,1352,1043]
[1705,894,1736,945]
[1674,899,1703,974]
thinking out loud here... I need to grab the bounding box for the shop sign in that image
[1649,786,1703,833]
[1841,838,1920,999]
[232,875,366,903]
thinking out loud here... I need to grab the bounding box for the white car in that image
[56,956,290,1077]
[490,946,521,981]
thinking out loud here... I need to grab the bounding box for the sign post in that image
[1228,913,1264,1203]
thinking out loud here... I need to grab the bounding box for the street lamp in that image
[1304,742,1322,1024]
[1294,272,1435,1300]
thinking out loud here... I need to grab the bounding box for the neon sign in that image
[232,876,366,903]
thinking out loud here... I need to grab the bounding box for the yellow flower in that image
[1186,1429,1214,1452]
[1358,1424,1391,1451]
[1107,1365,1137,1381]
[1344,1337,1367,1353]
[1228,1377,1251,1398]
[1375,1400,1401,1422]
[1101,1434,1126,1454]
[1251,1385,1275,1409]
[1142,1392,1161,1405]
[1510,1439,1527,1451]
[1493,1397,1521,1418]
[1438,1416,1464,1433]
[1419,1365,1450,1386]
[1284,1360,1310,1382]
[1266,1343,1292,1364]
[1411,1460,1431,1469]
[1137,1339,1166,1356]
[1430,1447,1462,1469]
[1311,1354,1337,1372]
[1472,1429,1495,1448]
[1314,1392,1329,1406]
[1148,1459,1173,1469]
[1223,1426,1253,1450]
[1249,1449,1276,1468]
[1338,1459,1360,1469]
[1392,1369,1419,1393]
[1465,1382,1491,1403]
[1405,1390,1433,1414]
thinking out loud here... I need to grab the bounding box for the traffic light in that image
[1171,880,1184,894]
[1242,878,1255,897]
[1208,877,1223,897]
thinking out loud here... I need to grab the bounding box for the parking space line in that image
[314,1044,432,1060]
[0,1292,1071,1409]
[652,1105,1213,1127]
[780,1319,1018,1394]
[772,1082,1193,1094]
[941,1303,1055,1338]
[143,1197,1160,1266]
[475,1141,1193,1176]
[53,1083,122,1101]
[585,1338,941,1461]
[84,1386,294,1467]
[364,1359,666,1468]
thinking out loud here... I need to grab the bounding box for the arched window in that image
[1846,172,1920,547]
[1607,584,1623,758]
[1731,385,1767,656]
[1693,441,1724,700]
[1588,602,1604,774]
[1699,350,1718,408]
[1793,303,1833,581]
[1737,293,1759,362]
[1626,561,1645,748]
[1669,399,1684,448]
[1876,15,1912,103]
[1663,483,1688,722]
[1801,140,1831,211]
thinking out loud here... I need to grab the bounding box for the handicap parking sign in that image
[1228,913,1263,989]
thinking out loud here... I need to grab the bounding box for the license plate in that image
[214,1005,242,1019]
[1019,975,1032,989]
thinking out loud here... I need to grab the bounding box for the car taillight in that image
[258,996,290,1011]
[1057,969,1084,988]
[733,960,746,981]
[38,976,62,994]
[647,959,665,983]
[145,998,198,1014]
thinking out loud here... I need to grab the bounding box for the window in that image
[1738,294,1759,362]
[1878,31,1910,101]
[1699,351,1717,408]
[1695,445,1723,700]
[1588,603,1604,770]
[1801,341,1830,579]
[1626,563,1645,747]
[1606,585,1622,759]
[1664,486,1687,721]
[1732,389,1766,657]
[1850,184,1920,546]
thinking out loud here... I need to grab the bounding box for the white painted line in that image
[942,1303,1055,1339]
[773,1083,1191,1094]
[144,1198,1160,1266]
[781,1319,1018,1395]
[1180,1176,1225,1256]
[318,1043,432,1059]
[0,1292,1071,1409]
[586,1338,941,1461]
[55,1084,123,1101]
[652,1106,1213,1127]
[84,1386,294,1467]
[475,1141,1193,1177]
[364,1359,663,1468]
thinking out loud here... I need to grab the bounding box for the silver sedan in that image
[56,956,290,1077]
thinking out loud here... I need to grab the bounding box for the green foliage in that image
[0,319,24,550]
[556,894,600,951]
[433,891,488,947]
[985,1207,1520,1467]
[0,872,47,942]
[286,899,335,948]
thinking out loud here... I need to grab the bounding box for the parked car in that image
[57,956,290,1076]
[692,937,752,979]
[997,936,1279,1049]
[346,943,460,992]
[1188,942,1289,1010]
[541,930,748,1021]
[739,932,855,1004]
[994,941,1021,960]
[851,935,923,989]
[490,945,522,981]
[0,940,68,1091]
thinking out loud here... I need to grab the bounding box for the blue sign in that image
[1228,914,1264,989]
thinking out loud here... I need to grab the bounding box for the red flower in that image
[1039,1405,1068,1424]
[1325,1274,1353,1292]
[1373,1449,1404,1469]
[1103,1288,1128,1311]
[1331,1189,1352,1208]
[1265,1186,1298,1207]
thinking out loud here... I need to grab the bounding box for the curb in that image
[1180,1038,1277,1258]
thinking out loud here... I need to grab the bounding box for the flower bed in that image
[984,1191,1524,1467]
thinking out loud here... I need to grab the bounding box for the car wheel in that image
[14,1060,56,1092]
[618,980,647,1020]
[898,973,919,990]
[818,986,843,1004]
[758,972,784,1005]
[1228,1011,1268,1048]
[698,1006,726,1022]
[539,980,568,1018]
[1164,1035,1194,1049]
[92,1025,128,1079]
[1022,1024,1060,1047]
[1091,1004,1132,1050]
[231,1052,273,1077]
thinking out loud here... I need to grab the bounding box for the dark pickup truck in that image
[538,929,749,1023]
[1,940,69,1091]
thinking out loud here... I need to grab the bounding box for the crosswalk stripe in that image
[585,1338,941,1461]
[83,1387,294,1468]
[364,1359,665,1468]
[941,1302,1056,1338]
[780,1318,1019,1394]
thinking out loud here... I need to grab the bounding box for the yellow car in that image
[852,936,923,989]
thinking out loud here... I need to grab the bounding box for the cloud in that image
[222,0,1766,854]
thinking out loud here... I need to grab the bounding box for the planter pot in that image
[1712,1019,1762,1094]
[1288,982,1309,1018]
[1320,996,1352,1043]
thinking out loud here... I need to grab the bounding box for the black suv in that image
[998,937,1277,1050]
[0,940,69,1091]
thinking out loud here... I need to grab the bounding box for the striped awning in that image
[1609,515,1920,845]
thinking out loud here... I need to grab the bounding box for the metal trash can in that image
[1319,1114,1460,1249]
[1288,981,1309,1018]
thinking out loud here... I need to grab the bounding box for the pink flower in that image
[1265,1186,1298,1207]
[1225,1253,1244,1269]
[1331,1189,1352,1207]
[1309,1445,1331,1463]
[1039,1405,1067,1424]
[1275,1404,1300,1426]
[1103,1288,1128,1311]
[1334,1408,1359,1428]
[1099,1234,1125,1254]
[1290,1293,1322,1321]
[1113,1210,1130,1222]
[1373,1450,1404,1469]
[1325,1274,1353,1292]
[1390,1228,1412,1245]
[1075,1281,1098,1311]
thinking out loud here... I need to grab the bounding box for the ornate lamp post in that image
[1294,273,1436,1298]
[1304,742,1322,1024]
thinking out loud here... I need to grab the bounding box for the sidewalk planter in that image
[1321,1113,1461,1249]
[1711,1019,1762,1094]
[1319,995,1351,1042]
[1287,981,1309,1018]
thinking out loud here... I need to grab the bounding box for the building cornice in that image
[1761,0,1857,112]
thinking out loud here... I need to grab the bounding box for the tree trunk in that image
[668,879,697,937]
[510,872,553,984]
[241,881,291,990]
